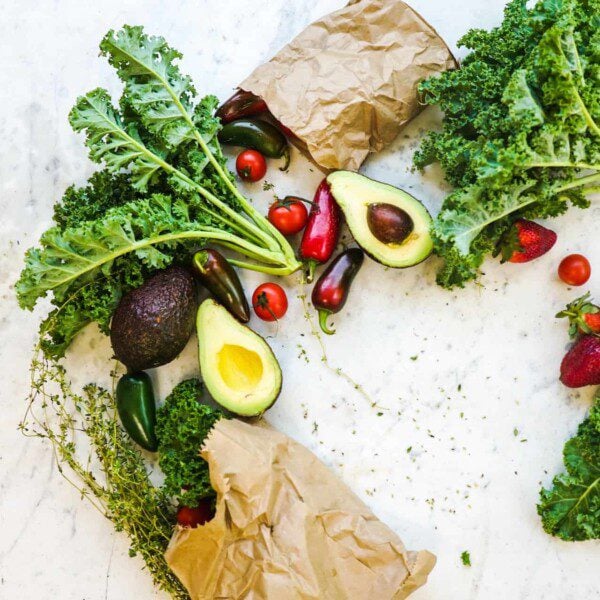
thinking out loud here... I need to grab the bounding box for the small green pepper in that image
[116,372,158,452]
[218,118,290,170]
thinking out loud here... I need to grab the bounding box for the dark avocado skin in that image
[110,266,197,372]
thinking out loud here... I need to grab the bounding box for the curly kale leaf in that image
[538,390,600,541]
[416,0,600,288]
[16,194,218,311]
[53,171,144,230]
[101,26,218,148]
[156,379,223,507]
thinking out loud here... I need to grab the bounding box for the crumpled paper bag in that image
[165,419,435,599]
[240,0,456,171]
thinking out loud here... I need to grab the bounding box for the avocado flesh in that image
[326,171,433,268]
[197,299,282,417]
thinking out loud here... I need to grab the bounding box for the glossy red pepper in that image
[300,178,341,282]
[311,248,364,335]
[216,89,268,124]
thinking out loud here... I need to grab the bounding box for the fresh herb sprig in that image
[20,346,190,599]
[156,379,223,508]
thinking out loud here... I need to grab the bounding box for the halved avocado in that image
[196,299,282,417]
[326,171,433,268]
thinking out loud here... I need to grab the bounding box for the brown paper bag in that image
[240,0,456,171]
[165,419,435,599]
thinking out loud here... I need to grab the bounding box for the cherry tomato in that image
[268,197,309,235]
[252,282,288,321]
[236,149,267,182]
[558,254,591,286]
[176,499,214,528]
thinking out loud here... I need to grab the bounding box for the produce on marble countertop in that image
[557,253,592,286]
[218,117,290,170]
[156,379,223,508]
[415,0,600,288]
[312,248,364,336]
[192,249,250,323]
[116,371,159,452]
[538,388,600,540]
[252,282,289,322]
[495,219,557,263]
[267,196,309,236]
[16,25,301,359]
[326,170,434,268]
[110,266,197,372]
[557,292,600,337]
[196,299,282,416]
[560,334,600,388]
[235,148,267,182]
[216,89,268,124]
[300,178,342,282]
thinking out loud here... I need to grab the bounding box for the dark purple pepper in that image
[311,248,364,335]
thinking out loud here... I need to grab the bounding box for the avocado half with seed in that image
[326,171,433,268]
[197,299,282,417]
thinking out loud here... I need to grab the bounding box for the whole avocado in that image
[110,266,197,371]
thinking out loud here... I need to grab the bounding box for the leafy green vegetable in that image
[460,550,471,566]
[538,389,600,540]
[156,379,223,508]
[17,25,300,357]
[415,0,600,287]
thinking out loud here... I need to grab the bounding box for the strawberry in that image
[496,219,557,263]
[556,292,600,338]
[560,334,600,388]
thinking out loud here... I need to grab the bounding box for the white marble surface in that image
[1,1,599,598]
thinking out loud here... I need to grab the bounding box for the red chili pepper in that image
[216,89,268,124]
[300,178,341,282]
[312,248,364,335]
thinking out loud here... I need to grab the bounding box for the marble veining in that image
[0,1,599,599]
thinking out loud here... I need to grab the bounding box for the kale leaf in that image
[538,389,600,540]
[155,379,224,508]
[416,0,600,288]
[17,26,300,357]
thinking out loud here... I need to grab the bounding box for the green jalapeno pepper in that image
[218,118,290,170]
[116,372,158,452]
[192,249,250,323]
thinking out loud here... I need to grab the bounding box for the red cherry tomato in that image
[236,149,267,182]
[252,282,288,321]
[558,254,591,286]
[268,197,309,235]
[176,499,214,528]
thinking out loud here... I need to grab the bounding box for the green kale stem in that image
[557,172,600,193]
[86,100,281,257]
[103,32,296,266]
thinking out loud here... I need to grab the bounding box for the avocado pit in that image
[367,203,414,245]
